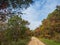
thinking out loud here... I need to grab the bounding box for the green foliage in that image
[39,38,60,45]
[8,38,30,45]
[0,15,31,45]
[7,15,30,39]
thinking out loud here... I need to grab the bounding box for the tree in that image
[0,0,33,9]
[0,0,33,21]
[35,6,60,42]
[0,0,33,44]
[5,15,30,41]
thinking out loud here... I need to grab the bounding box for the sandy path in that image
[28,37,45,45]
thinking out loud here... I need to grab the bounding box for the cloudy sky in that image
[22,0,60,30]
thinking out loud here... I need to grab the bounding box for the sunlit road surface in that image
[28,37,45,45]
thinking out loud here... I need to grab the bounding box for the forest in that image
[0,0,60,45]
[34,5,60,42]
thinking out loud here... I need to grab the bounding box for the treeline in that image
[0,0,33,45]
[34,6,60,42]
[0,15,32,45]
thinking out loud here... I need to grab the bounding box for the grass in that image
[39,38,60,45]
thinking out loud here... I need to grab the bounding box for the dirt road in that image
[28,37,45,45]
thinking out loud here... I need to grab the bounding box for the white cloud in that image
[22,0,60,30]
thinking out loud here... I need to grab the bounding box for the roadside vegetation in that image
[0,15,32,45]
[0,0,33,45]
[39,38,60,45]
[34,6,60,43]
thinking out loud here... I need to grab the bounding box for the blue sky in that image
[22,0,60,30]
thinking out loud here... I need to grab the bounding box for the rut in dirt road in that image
[28,37,45,45]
